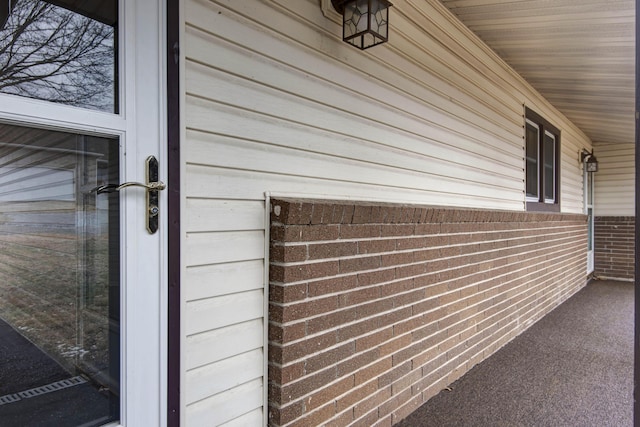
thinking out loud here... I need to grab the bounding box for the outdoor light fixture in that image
[580,149,599,173]
[331,0,392,50]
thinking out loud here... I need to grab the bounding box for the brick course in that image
[594,216,635,280]
[269,199,588,426]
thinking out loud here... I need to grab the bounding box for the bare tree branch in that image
[0,0,116,112]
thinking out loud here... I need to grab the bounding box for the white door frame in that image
[121,0,167,425]
[584,166,595,274]
[0,0,168,424]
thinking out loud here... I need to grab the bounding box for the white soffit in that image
[439,0,635,144]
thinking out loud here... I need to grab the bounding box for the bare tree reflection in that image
[0,0,115,112]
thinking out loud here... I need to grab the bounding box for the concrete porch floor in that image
[397,279,633,427]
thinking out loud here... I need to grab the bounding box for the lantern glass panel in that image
[342,0,390,50]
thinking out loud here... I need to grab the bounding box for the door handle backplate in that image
[91,156,165,234]
[144,156,163,234]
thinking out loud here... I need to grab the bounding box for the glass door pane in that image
[0,122,120,426]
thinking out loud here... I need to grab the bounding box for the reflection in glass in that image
[0,123,120,425]
[0,0,117,112]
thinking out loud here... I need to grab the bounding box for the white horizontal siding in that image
[182,0,595,424]
[186,125,519,203]
[185,230,264,267]
[219,408,264,427]
[594,142,635,216]
[185,64,521,177]
[186,289,263,335]
[185,378,263,426]
[186,319,263,370]
[186,348,264,404]
[560,133,589,213]
[185,260,264,301]
[186,163,514,208]
[186,199,264,233]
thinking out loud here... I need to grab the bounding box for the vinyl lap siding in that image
[593,142,635,216]
[182,0,593,424]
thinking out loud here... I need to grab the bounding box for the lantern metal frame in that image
[331,0,392,50]
[580,149,599,173]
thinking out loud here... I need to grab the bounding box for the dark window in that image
[525,107,560,211]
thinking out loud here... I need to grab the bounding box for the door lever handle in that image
[90,156,165,234]
[118,181,166,191]
[92,181,166,194]
[90,184,119,194]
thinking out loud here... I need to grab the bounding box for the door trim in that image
[584,168,594,274]
[166,0,181,424]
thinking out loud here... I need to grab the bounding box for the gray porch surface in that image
[397,279,633,427]
[0,317,113,426]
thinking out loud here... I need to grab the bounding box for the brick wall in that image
[268,199,588,427]
[594,216,635,281]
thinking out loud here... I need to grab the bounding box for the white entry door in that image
[0,1,166,425]
[585,166,595,274]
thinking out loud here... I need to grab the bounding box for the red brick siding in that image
[268,199,588,427]
[594,216,635,280]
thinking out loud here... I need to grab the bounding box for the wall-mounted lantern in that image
[580,149,599,173]
[331,0,392,50]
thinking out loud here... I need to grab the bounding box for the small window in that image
[525,108,560,211]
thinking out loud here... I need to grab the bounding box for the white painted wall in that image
[181,0,593,424]
[593,142,635,216]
